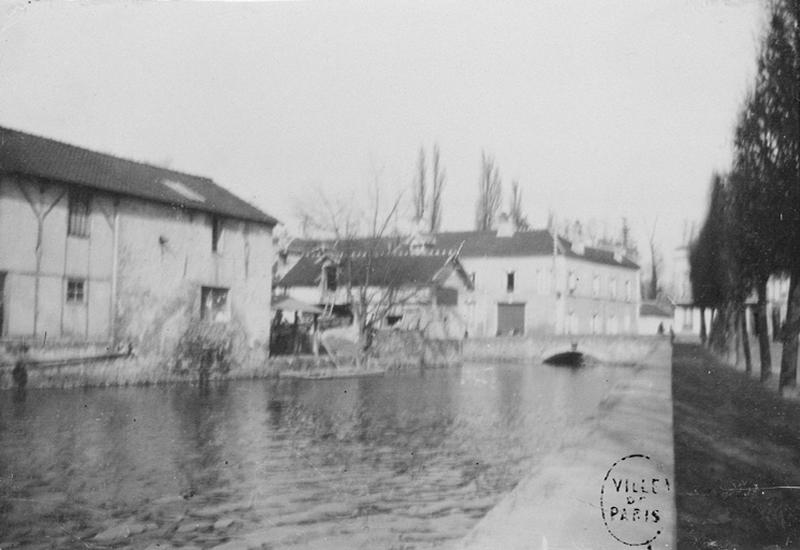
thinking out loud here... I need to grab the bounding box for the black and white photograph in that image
[0,1,798,548]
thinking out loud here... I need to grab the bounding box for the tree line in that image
[690,0,799,393]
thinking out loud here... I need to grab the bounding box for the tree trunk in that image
[699,307,708,346]
[741,307,752,374]
[709,305,735,360]
[773,307,782,342]
[756,277,772,381]
[779,271,800,395]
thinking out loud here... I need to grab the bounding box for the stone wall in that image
[115,197,273,364]
[372,330,463,368]
[463,334,667,364]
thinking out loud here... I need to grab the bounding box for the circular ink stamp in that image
[600,454,672,548]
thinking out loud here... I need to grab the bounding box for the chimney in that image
[410,218,435,255]
[496,212,515,237]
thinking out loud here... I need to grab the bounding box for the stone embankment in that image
[0,333,668,390]
[463,334,667,364]
[452,339,676,550]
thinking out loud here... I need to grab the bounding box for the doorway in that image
[497,303,525,336]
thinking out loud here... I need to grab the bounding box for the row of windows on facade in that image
[323,266,633,301]
[565,311,632,335]
[63,279,231,322]
[478,270,633,301]
[66,191,226,252]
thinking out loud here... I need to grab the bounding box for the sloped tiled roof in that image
[0,126,277,226]
[431,230,639,269]
[286,236,403,255]
[430,230,555,257]
[559,238,640,270]
[283,229,638,270]
[279,252,470,288]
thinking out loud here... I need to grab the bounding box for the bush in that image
[174,320,243,375]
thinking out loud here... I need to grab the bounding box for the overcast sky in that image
[0,0,764,265]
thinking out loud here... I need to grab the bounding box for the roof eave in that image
[3,168,279,227]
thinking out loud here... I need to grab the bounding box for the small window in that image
[568,311,578,334]
[325,265,338,291]
[591,313,600,334]
[568,271,578,294]
[386,314,403,327]
[506,271,515,293]
[201,286,230,322]
[625,280,632,302]
[610,277,617,299]
[66,279,85,303]
[592,275,600,297]
[68,191,90,237]
[211,216,224,253]
[0,271,5,336]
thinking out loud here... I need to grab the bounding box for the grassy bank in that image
[673,343,800,549]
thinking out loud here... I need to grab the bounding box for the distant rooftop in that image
[284,229,639,270]
[0,125,278,226]
[432,230,639,269]
[279,252,470,289]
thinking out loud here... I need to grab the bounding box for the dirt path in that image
[673,343,800,549]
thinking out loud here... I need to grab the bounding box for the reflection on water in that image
[0,362,622,549]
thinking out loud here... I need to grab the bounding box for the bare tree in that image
[412,147,426,224]
[508,179,529,231]
[293,176,409,358]
[647,217,661,300]
[429,143,446,233]
[475,151,502,231]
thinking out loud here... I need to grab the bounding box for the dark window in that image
[68,191,90,237]
[325,265,338,291]
[568,271,578,294]
[0,272,5,336]
[212,216,224,253]
[201,286,230,322]
[506,271,515,293]
[386,315,403,327]
[66,279,85,303]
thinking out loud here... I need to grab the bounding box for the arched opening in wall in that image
[543,350,585,367]
[543,349,601,367]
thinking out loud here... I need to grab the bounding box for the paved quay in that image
[453,340,675,550]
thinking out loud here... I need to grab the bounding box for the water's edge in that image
[451,340,676,550]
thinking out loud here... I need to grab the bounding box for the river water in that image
[0,362,624,549]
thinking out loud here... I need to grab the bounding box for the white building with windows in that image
[423,222,641,337]
[0,126,277,362]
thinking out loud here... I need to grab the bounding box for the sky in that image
[0,0,765,270]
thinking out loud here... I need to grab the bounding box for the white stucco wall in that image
[1,175,274,362]
[459,253,640,337]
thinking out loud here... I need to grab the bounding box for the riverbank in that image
[455,339,675,549]
[672,343,800,549]
[0,334,664,390]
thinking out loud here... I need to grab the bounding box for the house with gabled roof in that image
[276,249,474,338]
[276,216,640,338]
[422,218,641,337]
[0,126,277,364]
